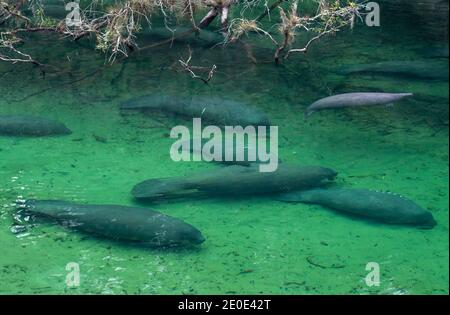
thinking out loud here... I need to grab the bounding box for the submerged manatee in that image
[417,43,449,59]
[177,137,279,166]
[339,60,449,80]
[132,164,337,201]
[121,94,270,127]
[305,92,413,116]
[0,115,71,136]
[21,200,205,247]
[276,189,437,228]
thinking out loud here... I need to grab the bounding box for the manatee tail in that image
[132,178,198,200]
[275,189,320,203]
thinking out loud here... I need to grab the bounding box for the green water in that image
[0,8,449,294]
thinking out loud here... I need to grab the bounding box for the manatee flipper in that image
[304,109,315,118]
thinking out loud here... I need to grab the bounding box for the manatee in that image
[276,188,437,229]
[0,115,71,136]
[177,137,279,166]
[305,92,413,116]
[20,200,205,247]
[132,164,337,201]
[338,60,449,80]
[121,94,270,127]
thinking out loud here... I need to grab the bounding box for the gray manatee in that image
[0,115,71,136]
[20,200,205,247]
[305,92,413,116]
[120,94,270,127]
[132,164,337,201]
[338,60,449,80]
[417,43,449,59]
[276,188,437,229]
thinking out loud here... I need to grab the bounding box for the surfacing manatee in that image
[20,200,205,247]
[0,115,72,136]
[305,92,413,116]
[132,164,337,201]
[276,188,437,229]
[120,94,270,127]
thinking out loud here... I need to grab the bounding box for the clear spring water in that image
[0,5,448,295]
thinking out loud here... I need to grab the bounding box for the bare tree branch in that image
[178,45,217,84]
[0,0,366,74]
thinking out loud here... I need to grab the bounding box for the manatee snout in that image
[16,199,36,214]
[168,225,206,246]
[187,229,206,245]
[61,125,73,135]
[416,212,437,229]
[132,179,187,199]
